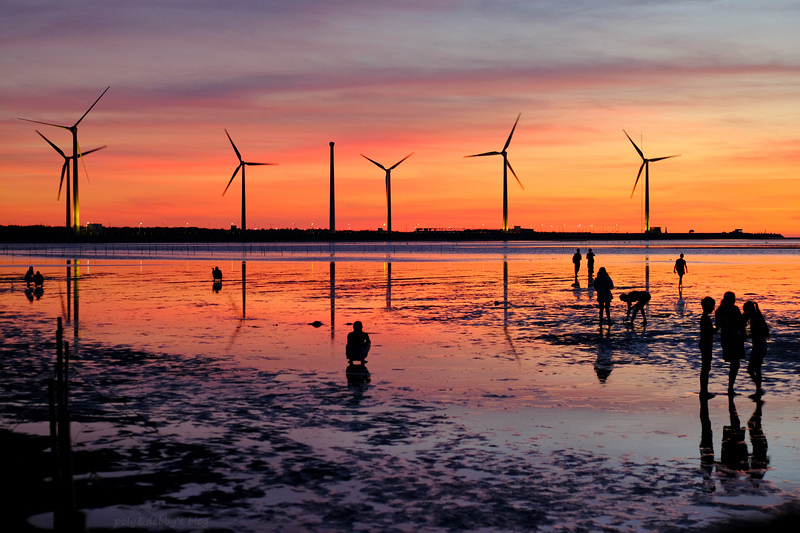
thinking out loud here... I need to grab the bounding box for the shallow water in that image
[2,241,799,531]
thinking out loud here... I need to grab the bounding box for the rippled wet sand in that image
[2,243,799,531]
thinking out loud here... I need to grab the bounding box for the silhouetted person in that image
[24,266,34,286]
[572,248,582,281]
[594,267,614,325]
[586,248,595,278]
[716,292,746,396]
[212,266,223,283]
[674,253,688,291]
[619,290,651,325]
[743,301,769,397]
[346,321,371,364]
[699,296,716,399]
[32,270,44,288]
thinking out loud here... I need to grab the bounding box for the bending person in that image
[620,290,651,325]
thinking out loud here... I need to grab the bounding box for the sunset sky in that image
[2,1,799,235]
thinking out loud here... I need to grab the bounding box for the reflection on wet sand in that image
[386,262,392,311]
[594,328,613,382]
[330,261,335,338]
[700,397,770,490]
[3,247,799,531]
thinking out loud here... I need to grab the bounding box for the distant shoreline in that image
[0,225,787,244]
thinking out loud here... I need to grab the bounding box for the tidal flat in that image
[2,241,799,531]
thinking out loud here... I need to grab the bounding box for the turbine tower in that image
[465,114,524,232]
[20,87,109,232]
[223,129,276,235]
[329,142,335,233]
[360,152,413,233]
[36,130,106,228]
[624,130,680,233]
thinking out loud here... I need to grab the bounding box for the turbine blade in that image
[649,154,681,162]
[243,162,276,166]
[389,152,414,170]
[80,145,107,156]
[74,86,110,127]
[58,162,67,200]
[223,164,242,195]
[225,129,242,162]
[464,151,501,158]
[623,129,645,160]
[20,118,70,130]
[76,140,92,184]
[630,162,645,198]
[507,160,524,190]
[36,130,66,158]
[503,113,521,151]
[361,154,387,171]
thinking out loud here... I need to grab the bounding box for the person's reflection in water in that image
[699,397,715,492]
[346,363,371,386]
[572,280,581,300]
[594,329,613,382]
[720,397,749,475]
[675,295,685,317]
[748,399,769,480]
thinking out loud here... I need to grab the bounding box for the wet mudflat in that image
[1,242,799,531]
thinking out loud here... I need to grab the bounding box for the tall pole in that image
[502,154,509,232]
[329,142,335,233]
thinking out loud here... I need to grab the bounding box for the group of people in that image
[24,266,44,288]
[574,249,769,398]
[700,292,769,399]
[575,249,686,327]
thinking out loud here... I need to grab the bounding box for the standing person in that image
[572,248,582,281]
[715,292,746,396]
[24,266,35,286]
[586,248,595,278]
[743,301,769,397]
[346,321,371,364]
[594,267,614,325]
[674,253,688,291]
[699,296,716,399]
[619,290,651,325]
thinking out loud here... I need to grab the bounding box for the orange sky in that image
[2,1,799,236]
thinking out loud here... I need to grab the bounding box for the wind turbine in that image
[222,129,276,234]
[360,152,413,233]
[465,114,524,232]
[20,86,109,232]
[36,131,106,228]
[623,130,680,233]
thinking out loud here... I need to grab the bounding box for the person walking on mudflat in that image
[716,292,746,396]
[572,248,582,282]
[594,267,614,326]
[674,253,688,291]
[743,301,769,397]
[698,296,716,399]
